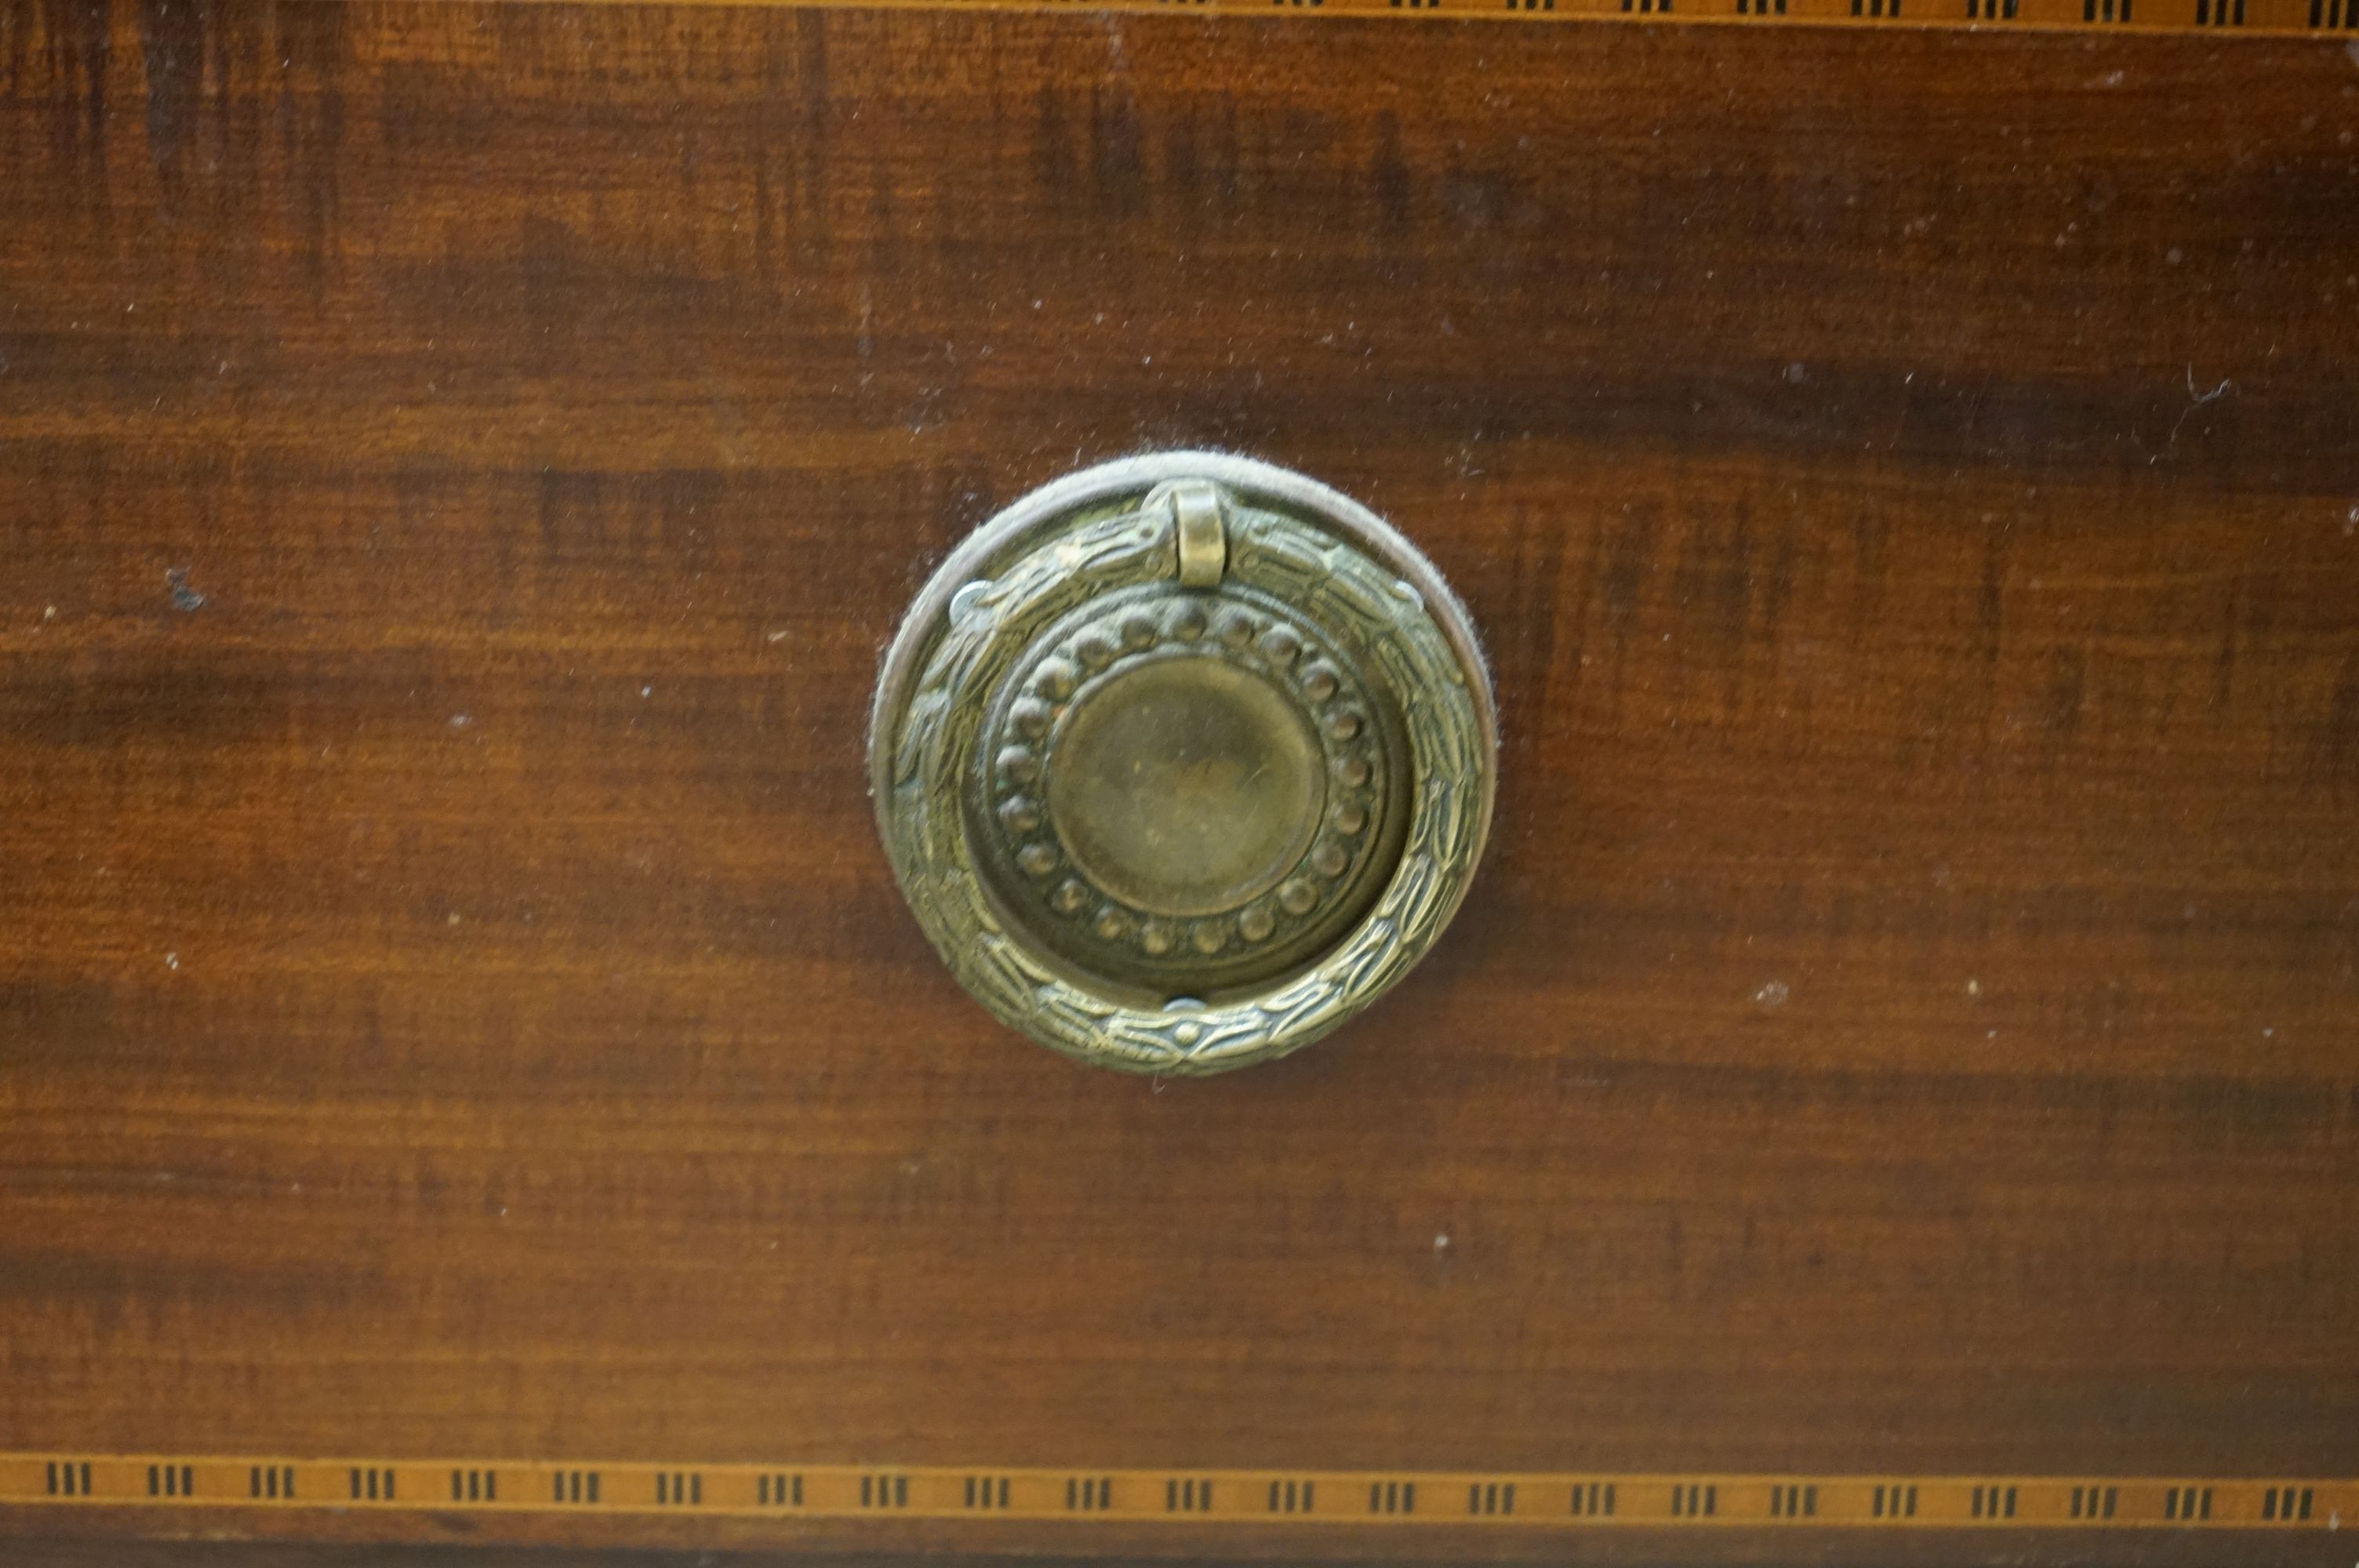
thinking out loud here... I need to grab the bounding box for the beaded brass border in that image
[974,582,1399,982]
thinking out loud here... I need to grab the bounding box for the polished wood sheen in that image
[2,1,2356,1562]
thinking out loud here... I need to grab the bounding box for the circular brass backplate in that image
[869,452,1496,1076]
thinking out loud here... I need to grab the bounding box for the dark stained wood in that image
[2,0,2357,1561]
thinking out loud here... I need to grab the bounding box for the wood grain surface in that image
[2,1,2357,1562]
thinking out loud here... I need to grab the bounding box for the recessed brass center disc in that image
[1047,656,1325,920]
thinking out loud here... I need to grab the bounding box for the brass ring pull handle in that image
[869,452,1497,1076]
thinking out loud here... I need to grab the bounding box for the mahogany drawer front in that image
[0,2,2354,1563]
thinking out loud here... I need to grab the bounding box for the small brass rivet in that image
[1335,802,1367,835]
[1278,878,1318,916]
[1120,612,1157,648]
[1329,711,1362,741]
[1094,907,1129,941]
[1239,906,1275,942]
[998,746,1039,785]
[1017,844,1059,877]
[999,797,1043,833]
[1259,629,1300,665]
[949,579,992,624]
[1312,844,1348,879]
[1140,922,1174,956]
[1075,631,1118,669]
[1053,879,1089,913]
[1009,699,1052,739]
[1300,665,1339,702]
[1192,921,1228,955]
[1338,755,1370,788]
[1169,604,1208,641]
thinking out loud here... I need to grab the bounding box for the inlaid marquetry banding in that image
[2,1454,2347,1532]
[492,0,2359,39]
